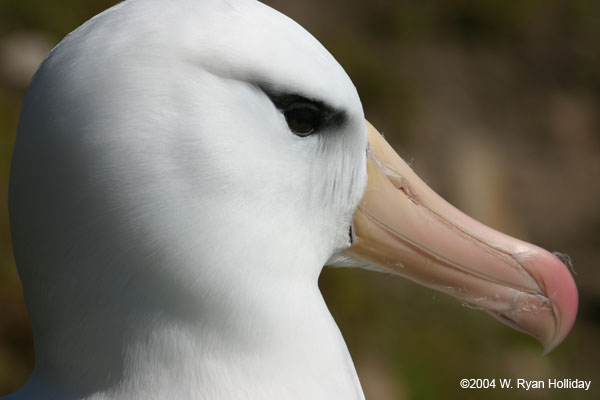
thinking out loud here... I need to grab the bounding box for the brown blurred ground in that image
[1,0,599,399]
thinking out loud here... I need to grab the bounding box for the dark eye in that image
[283,103,321,137]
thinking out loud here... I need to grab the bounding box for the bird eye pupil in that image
[284,106,319,137]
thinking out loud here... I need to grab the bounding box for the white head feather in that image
[9,0,367,398]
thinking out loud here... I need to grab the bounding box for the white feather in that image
[8,0,368,399]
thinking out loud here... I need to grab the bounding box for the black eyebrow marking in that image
[258,85,348,131]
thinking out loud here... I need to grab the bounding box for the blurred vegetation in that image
[1,0,599,399]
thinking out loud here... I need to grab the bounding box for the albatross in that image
[6,0,577,399]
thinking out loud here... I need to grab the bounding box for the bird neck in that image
[113,279,364,399]
[16,263,364,400]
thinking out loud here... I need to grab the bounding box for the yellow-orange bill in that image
[347,121,578,354]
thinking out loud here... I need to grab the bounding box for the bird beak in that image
[347,120,578,354]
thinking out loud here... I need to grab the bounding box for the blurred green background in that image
[0,0,599,399]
